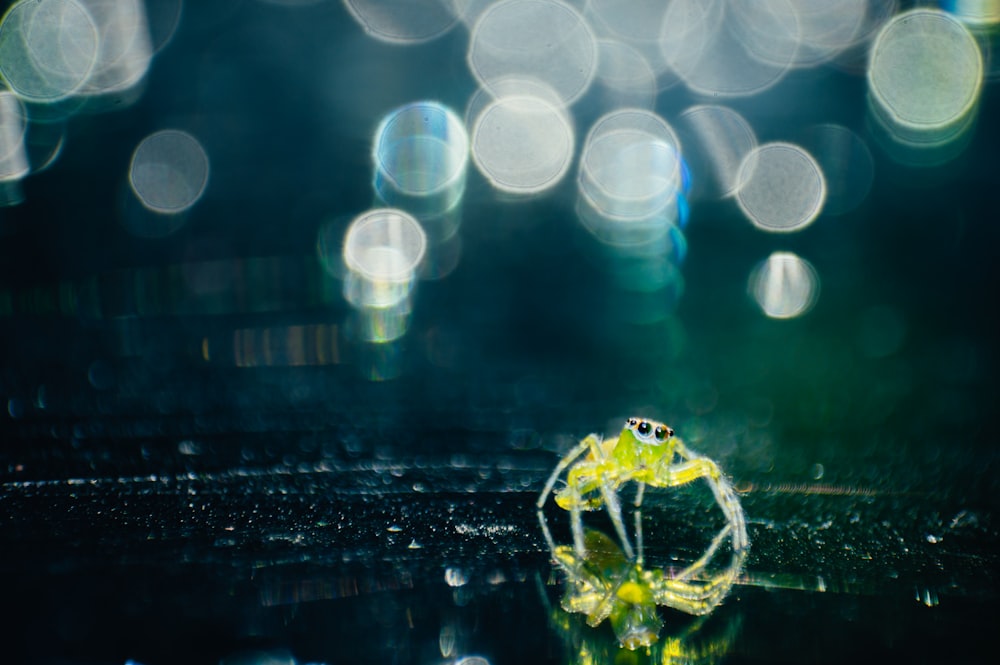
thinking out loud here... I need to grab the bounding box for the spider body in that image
[537,417,748,649]
[554,417,677,512]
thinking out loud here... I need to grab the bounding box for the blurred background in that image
[0,1,997,663]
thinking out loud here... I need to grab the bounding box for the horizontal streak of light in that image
[735,481,907,497]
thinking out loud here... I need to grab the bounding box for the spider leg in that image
[570,482,587,556]
[666,441,749,555]
[636,440,748,616]
[537,437,593,509]
[648,546,746,615]
[571,434,613,556]
[675,523,731,582]
[634,481,646,567]
[598,473,635,560]
[538,503,560,560]
[537,435,602,558]
[652,574,740,615]
[548,532,626,627]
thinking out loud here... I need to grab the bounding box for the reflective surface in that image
[1,2,998,664]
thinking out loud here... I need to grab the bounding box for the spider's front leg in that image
[640,442,748,616]
[538,434,610,557]
[538,435,594,557]
[645,550,745,616]
[657,440,749,556]
[563,437,636,560]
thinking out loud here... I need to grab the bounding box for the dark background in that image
[0,2,997,664]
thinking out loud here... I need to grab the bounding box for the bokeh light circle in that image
[578,109,684,221]
[584,0,673,78]
[129,130,210,214]
[593,39,656,110]
[0,0,100,103]
[470,92,574,194]
[736,142,826,233]
[343,208,427,284]
[343,0,460,45]
[77,0,154,97]
[659,0,798,97]
[868,10,983,138]
[373,101,469,214]
[749,251,820,319]
[676,104,757,199]
[467,0,597,106]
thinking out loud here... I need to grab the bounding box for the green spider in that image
[537,417,748,649]
[546,529,743,657]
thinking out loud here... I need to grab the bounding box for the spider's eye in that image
[637,421,651,436]
[654,425,668,441]
[627,418,638,428]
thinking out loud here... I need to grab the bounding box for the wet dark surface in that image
[2,442,997,664]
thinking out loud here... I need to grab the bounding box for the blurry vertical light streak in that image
[372,101,467,276]
[222,324,341,368]
[0,91,29,205]
[574,108,690,323]
[748,252,820,319]
[341,208,427,351]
